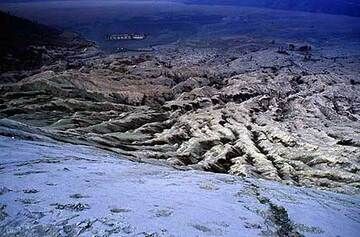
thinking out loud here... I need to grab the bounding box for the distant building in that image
[106,33,147,41]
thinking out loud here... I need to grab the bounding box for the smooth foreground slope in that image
[0,133,359,236]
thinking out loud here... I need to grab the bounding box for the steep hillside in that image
[0,11,99,82]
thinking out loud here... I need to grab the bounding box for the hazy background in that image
[185,0,360,17]
[1,0,359,52]
[1,0,359,17]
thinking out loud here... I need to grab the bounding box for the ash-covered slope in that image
[0,135,359,236]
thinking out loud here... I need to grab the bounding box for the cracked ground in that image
[1,39,359,194]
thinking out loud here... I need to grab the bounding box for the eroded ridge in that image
[1,34,360,193]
